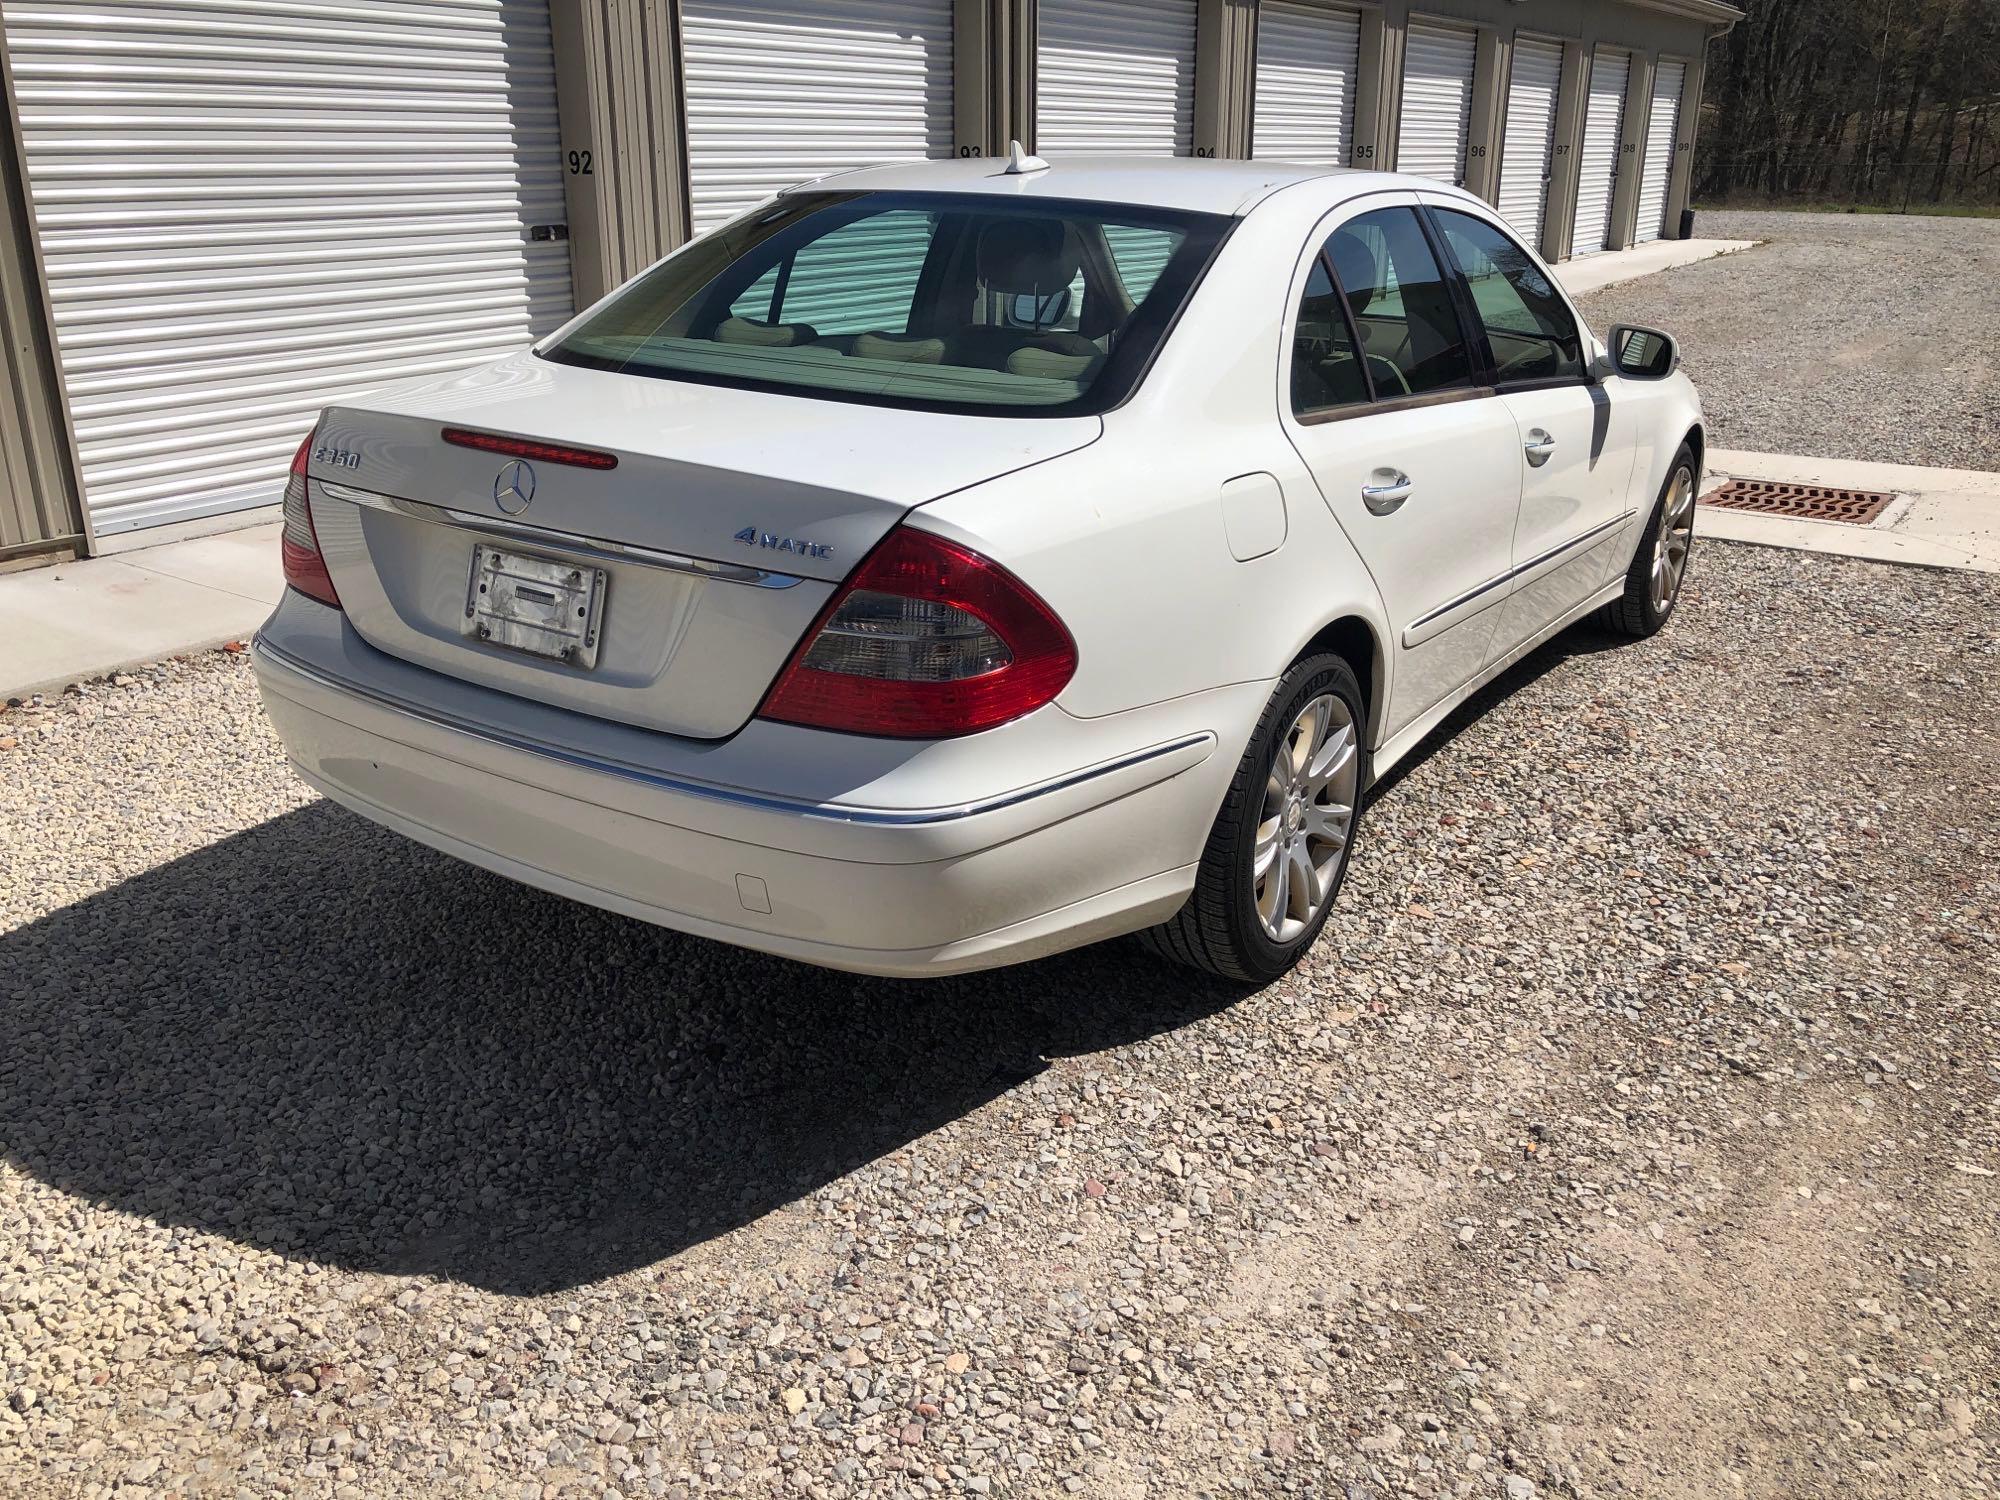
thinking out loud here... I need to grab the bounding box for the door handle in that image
[1361,469,1413,516]
[1524,429,1557,467]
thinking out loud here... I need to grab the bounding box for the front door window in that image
[1428,209,1585,385]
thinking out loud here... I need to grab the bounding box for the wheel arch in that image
[1683,422,1706,478]
[1294,612,1388,753]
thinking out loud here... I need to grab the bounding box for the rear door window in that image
[1290,257,1369,416]
[1322,207,1476,398]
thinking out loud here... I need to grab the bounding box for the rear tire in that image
[1141,653,1367,983]
[1598,443,1697,638]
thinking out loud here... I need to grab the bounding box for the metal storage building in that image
[0,0,1738,565]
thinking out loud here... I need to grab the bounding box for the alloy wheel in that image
[1253,694,1359,944]
[1650,465,1696,614]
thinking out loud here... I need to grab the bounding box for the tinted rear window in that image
[542,192,1231,417]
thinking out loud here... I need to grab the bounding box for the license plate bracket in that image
[463,543,606,669]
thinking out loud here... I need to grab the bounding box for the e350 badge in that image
[733,527,832,560]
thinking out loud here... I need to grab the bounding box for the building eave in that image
[1618,0,1745,30]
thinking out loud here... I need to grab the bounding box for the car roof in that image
[789,155,1483,218]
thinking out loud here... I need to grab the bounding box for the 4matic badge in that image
[733,527,832,560]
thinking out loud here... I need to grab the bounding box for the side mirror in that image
[1607,324,1680,380]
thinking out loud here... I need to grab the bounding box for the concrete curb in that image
[1699,451,2000,576]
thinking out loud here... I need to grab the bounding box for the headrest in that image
[714,315,816,347]
[976,219,1080,294]
[1325,233,1380,315]
[852,332,946,364]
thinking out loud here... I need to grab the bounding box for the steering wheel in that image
[1496,344,1554,382]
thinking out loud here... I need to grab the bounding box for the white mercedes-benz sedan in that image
[254,153,1702,982]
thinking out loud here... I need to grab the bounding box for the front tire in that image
[1142,653,1367,983]
[1599,443,1698,638]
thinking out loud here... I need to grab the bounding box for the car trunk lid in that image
[304,353,1100,739]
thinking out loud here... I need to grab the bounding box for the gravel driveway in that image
[1575,210,2000,471]
[3,543,1997,1499]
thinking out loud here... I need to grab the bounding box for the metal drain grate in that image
[1700,479,1896,526]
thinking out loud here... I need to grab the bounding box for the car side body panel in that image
[919,175,1399,731]
[251,163,1705,975]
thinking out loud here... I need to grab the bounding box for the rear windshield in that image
[541,191,1231,417]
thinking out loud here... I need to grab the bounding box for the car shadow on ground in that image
[0,621,1634,1297]
[0,799,1254,1295]
[1367,622,1632,802]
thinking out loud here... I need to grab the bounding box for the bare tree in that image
[1696,0,2000,208]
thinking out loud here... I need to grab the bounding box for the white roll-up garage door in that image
[681,0,955,236]
[1252,2,1362,167]
[1496,36,1564,246]
[1635,59,1686,243]
[2,0,574,538]
[1037,0,1197,156]
[1569,47,1630,259]
[1396,20,1477,186]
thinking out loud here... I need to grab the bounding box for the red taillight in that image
[280,433,341,609]
[758,527,1077,739]
[441,427,618,470]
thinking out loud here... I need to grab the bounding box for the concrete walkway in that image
[1699,450,2000,575]
[1553,237,1758,297]
[2,523,281,700]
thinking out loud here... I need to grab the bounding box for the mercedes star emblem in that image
[493,458,536,515]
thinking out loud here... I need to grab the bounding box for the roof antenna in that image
[1002,139,1050,175]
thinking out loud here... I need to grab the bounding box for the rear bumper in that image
[251,598,1257,975]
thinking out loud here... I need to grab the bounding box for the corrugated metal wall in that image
[0,0,1736,561]
[1036,0,1197,156]
[1495,34,1562,243]
[1569,45,1629,257]
[3,0,575,538]
[556,0,1728,295]
[1395,19,1477,186]
[1635,56,1684,242]
[0,36,81,559]
[680,0,956,235]
[1251,1,1362,167]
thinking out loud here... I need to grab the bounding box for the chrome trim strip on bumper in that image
[315,479,805,589]
[1401,509,1638,648]
[252,635,1214,829]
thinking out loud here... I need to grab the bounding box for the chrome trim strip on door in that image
[315,479,805,589]
[252,636,1214,828]
[1401,508,1637,648]
[1401,565,1513,649]
[1506,507,1638,588]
